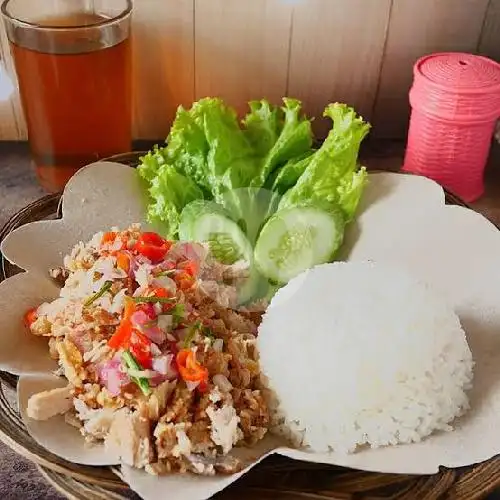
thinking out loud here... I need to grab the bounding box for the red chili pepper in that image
[129,330,153,369]
[179,260,198,277]
[176,271,195,291]
[176,349,209,387]
[107,320,132,349]
[116,251,131,273]
[23,307,38,328]
[102,231,117,244]
[107,300,135,349]
[102,232,129,256]
[147,286,175,313]
[152,286,170,298]
[133,232,171,263]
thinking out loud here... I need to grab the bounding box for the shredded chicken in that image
[206,404,242,454]
[24,225,270,476]
[105,406,154,468]
[27,386,72,421]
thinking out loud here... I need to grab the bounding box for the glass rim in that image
[0,0,133,30]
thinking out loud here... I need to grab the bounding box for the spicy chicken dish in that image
[24,224,270,475]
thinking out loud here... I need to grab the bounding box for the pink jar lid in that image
[415,52,500,94]
[410,53,500,122]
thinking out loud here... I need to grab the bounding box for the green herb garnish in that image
[155,269,176,277]
[132,296,176,304]
[183,321,202,348]
[171,304,185,328]
[202,326,215,340]
[84,280,113,307]
[122,350,150,396]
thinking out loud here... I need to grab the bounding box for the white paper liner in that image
[18,374,119,466]
[1,161,152,275]
[0,165,499,499]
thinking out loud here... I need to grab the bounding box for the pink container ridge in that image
[402,52,500,202]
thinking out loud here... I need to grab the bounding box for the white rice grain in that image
[257,261,474,454]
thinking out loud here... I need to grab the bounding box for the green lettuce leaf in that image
[269,151,314,195]
[242,100,282,157]
[200,98,260,200]
[147,165,204,239]
[158,98,261,201]
[137,145,168,184]
[244,98,314,188]
[278,103,370,221]
[139,98,370,287]
[162,105,212,195]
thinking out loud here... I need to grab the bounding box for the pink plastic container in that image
[402,52,500,202]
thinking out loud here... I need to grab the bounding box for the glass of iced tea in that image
[1,0,132,192]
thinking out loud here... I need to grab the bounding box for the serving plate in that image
[1,152,499,500]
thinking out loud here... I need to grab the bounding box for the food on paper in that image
[1,163,500,499]
[258,261,474,454]
[24,225,271,476]
[137,98,370,295]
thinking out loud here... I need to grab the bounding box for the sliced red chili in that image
[176,349,208,386]
[107,321,132,349]
[176,271,195,291]
[129,330,153,369]
[102,232,117,244]
[152,286,169,298]
[102,232,129,255]
[116,251,131,273]
[133,232,171,263]
[23,307,38,328]
[107,299,135,349]
[179,260,198,277]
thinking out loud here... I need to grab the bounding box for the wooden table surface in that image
[1,140,499,500]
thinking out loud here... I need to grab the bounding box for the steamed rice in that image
[257,261,474,454]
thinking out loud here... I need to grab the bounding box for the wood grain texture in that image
[0,0,499,141]
[479,0,500,61]
[194,0,292,116]
[287,0,392,138]
[372,0,491,139]
[132,0,195,139]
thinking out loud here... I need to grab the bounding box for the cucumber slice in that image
[180,207,253,266]
[219,187,280,245]
[254,205,345,284]
[179,200,229,241]
[180,199,265,307]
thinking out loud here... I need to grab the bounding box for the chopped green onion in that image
[132,296,175,304]
[171,304,185,328]
[183,321,202,348]
[155,269,176,277]
[202,326,215,340]
[84,281,113,307]
[122,350,150,396]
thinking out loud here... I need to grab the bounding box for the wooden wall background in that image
[0,0,499,141]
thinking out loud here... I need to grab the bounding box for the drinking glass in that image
[1,0,133,192]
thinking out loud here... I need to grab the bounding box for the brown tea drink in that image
[2,2,132,192]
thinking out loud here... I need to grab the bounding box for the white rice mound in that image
[257,261,474,454]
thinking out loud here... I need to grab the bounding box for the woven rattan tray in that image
[0,151,499,500]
